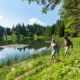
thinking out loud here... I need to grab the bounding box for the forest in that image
[0,0,80,80]
[0,1,80,39]
[0,20,67,39]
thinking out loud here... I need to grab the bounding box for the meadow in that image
[0,38,80,80]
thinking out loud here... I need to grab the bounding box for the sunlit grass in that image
[0,38,80,80]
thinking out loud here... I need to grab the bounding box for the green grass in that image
[0,56,19,68]
[0,38,80,80]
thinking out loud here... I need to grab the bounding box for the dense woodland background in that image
[0,20,65,38]
[0,0,80,39]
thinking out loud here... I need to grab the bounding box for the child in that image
[48,39,59,62]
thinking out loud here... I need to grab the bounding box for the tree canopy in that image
[59,0,80,36]
[23,0,61,13]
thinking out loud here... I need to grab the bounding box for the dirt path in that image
[66,66,80,72]
[14,61,57,80]
[14,65,43,80]
[14,54,75,80]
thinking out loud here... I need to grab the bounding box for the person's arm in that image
[70,40,73,48]
[48,44,52,51]
[56,43,59,54]
[61,42,65,48]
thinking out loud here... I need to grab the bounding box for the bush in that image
[71,33,77,37]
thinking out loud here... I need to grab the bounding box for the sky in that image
[0,0,62,28]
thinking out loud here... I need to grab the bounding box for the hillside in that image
[0,38,80,80]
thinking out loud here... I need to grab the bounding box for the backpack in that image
[64,39,71,47]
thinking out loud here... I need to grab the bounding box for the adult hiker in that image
[48,39,59,62]
[61,36,73,56]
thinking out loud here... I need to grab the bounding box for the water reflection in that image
[0,47,4,51]
[0,38,63,62]
[30,47,47,54]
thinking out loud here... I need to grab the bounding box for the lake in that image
[0,37,63,63]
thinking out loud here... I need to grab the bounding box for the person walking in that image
[61,36,73,56]
[48,39,59,62]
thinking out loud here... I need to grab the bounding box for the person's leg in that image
[67,47,69,55]
[50,54,53,62]
[53,54,56,62]
[65,46,68,57]
[65,52,67,56]
[53,54,56,60]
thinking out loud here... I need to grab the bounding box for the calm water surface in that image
[0,38,63,62]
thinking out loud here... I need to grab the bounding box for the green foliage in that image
[12,23,46,37]
[43,21,65,37]
[0,38,80,80]
[0,26,5,38]
[14,56,18,62]
[59,0,80,37]
[6,58,11,66]
[24,0,61,13]
[78,32,80,37]
[41,50,50,56]
[56,20,65,37]
[0,20,65,38]
[30,54,40,59]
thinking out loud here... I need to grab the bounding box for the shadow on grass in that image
[56,59,62,62]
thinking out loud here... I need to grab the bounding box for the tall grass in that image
[0,56,19,67]
[0,38,80,80]
[0,50,50,68]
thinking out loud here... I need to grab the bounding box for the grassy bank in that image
[3,34,53,41]
[3,34,44,41]
[0,38,80,80]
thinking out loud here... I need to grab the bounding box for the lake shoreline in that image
[0,38,80,80]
